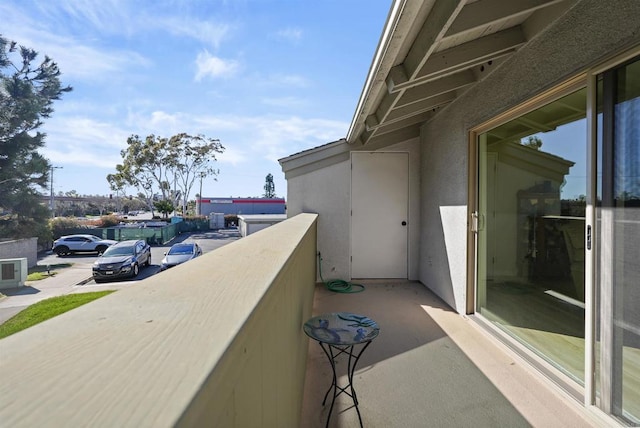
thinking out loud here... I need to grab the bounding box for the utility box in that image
[0,258,28,289]
[209,213,225,230]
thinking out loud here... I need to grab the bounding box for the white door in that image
[351,152,408,278]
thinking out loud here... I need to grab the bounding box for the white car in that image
[53,234,118,256]
[161,242,203,270]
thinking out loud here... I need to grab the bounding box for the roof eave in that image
[346,0,426,145]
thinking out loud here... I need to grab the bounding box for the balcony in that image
[303,280,606,427]
[0,214,608,427]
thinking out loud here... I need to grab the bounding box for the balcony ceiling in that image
[347,0,577,147]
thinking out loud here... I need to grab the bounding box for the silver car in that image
[161,242,202,270]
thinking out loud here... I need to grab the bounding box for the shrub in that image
[98,215,120,228]
[34,221,53,248]
[49,217,83,239]
[182,214,206,221]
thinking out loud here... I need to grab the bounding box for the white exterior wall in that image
[287,160,351,281]
[419,0,640,313]
[286,138,421,282]
[0,238,37,268]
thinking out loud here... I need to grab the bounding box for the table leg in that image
[317,341,372,428]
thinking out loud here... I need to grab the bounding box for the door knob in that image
[401,221,407,226]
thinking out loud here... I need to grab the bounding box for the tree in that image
[522,136,543,150]
[263,173,276,198]
[172,133,224,215]
[153,199,174,219]
[109,133,224,216]
[0,35,72,241]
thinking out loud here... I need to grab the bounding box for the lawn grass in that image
[26,263,73,281]
[0,291,115,339]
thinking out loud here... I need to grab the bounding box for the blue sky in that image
[2,0,391,200]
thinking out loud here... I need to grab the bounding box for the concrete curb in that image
[77,277,95,286]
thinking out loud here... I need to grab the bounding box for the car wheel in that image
[96,245,107,255]
[146,254,151,267]
[55,246,69,256]
[131,263,139,277]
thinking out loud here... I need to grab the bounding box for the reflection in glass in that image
[477,89,587,384]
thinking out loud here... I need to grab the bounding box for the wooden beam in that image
[373,111,435,135]
[375,66,475,135]
[387,64,409,93]
[394,70,476,105]
[362,124,423,149]
[365,113,380,131]
[393,26,525,90]
[386,92,456,123]
[402,0,466,81]
[375,91,402,126]
[445,0,566,37]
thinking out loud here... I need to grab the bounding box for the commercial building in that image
[196,197,286,217]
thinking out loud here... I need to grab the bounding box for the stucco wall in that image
[419,0,640,313]
[286,138,421,281]
[287,160,351,281]
[0,238,38,268]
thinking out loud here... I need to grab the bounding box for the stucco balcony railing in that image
[0,212,611,427]
[0,213,318,427]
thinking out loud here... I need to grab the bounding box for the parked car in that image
[92,239,152,283]
[161,242,203,270]
[53,234,118,256]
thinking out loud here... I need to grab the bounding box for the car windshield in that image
[168,245,194,255]
[102,245,135,257]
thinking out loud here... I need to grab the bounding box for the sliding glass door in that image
[475,53,640,424]
[476,88,588,383]
[474,51,640,425]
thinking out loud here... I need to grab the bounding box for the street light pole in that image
[198,173,204,216]
[50,166,63,217]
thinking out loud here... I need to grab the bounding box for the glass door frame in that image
[468,45,640,421]
[468,74,588,400]
[587,46,640,420]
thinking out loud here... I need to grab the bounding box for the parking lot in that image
[0,229,241,324]
[40,229,241,284]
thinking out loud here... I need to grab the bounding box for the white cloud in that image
[38,108,348,175]
[0,4,150,81]
[261,96,307,108]
[193,114,347,162]
[49,43,150,81]
[275,27,302,43]
[38,0,135,36]
[162,18,232,49]
[251,116,346,162]
[195,51,240,81]
[274,74,309,87]
[41,117,129,168]
[217,146,246,166]
[149,111,180,129]
[246,73,310,89]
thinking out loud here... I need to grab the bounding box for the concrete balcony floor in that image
[301,280,604,428]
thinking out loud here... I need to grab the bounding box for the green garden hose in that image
[318,252,365,293]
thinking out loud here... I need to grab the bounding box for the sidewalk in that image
[0,263,124,325]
